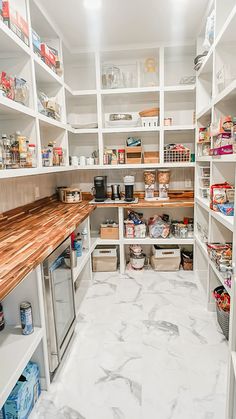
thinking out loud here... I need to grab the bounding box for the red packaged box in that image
[210,144,233,156]
[0,71,14,100]
[2,1,29,45]
[41,43,56,71]
[210,182,233,211]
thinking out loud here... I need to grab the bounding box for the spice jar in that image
[179,224,188,239]
[118,149,125,164]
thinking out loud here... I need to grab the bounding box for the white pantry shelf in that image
[37,113,67,130]
[209,258,232,296]
[34,54,63,86]
[123,237,194,245]
[210,210,234,232]
[102,126,160,134]
[164,85,196,92]
[101,86,160,95]
[0,326,43,408]
[164,124,196,131]
[195,235,208,258]
[213,79,236,106]
[196,104,212,120]
[0,96,35,118]
[68,127,99,135]
[0,20,31,56]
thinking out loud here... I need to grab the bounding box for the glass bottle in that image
[0,136,4,170]
[2,134,12,169]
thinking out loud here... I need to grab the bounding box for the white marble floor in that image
[33,270,228,419]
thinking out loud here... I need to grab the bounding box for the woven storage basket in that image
[214,286,229,340]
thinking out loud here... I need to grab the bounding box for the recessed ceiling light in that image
[83,0,102,10]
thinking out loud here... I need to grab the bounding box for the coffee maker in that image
[93,176,107,202]
[124,175,135,202]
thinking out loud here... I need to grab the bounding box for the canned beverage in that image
[20,302,34,335]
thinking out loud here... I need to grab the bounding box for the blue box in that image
[32,29,41,57]
[1,361,41,419]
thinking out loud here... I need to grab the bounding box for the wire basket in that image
[214,285,230,340]
[164,148,191,163]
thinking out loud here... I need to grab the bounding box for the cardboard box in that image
[41,43,56,71]
[32,29,41,56]
[1,361,41,419]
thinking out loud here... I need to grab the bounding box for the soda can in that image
[20,302,34,335]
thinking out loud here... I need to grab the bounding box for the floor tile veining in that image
[33,271,228,419]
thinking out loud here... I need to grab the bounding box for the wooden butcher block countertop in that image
[0,197,95,301]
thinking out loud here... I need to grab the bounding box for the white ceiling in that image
[36,0,209,52]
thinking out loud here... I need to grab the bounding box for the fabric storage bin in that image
[92,245,117,272]
[151,245,181,271]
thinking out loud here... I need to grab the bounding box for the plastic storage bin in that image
[151,245,181,271]
[92,245,118,272]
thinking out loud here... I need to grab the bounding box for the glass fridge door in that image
[50,249,75,349]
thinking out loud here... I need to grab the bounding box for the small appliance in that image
[124,175,135,202]
[93,176,107,202]
[111,184,121,200]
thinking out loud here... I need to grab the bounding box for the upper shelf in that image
[0,20,30,56]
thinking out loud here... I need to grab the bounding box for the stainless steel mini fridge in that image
[42,237,76,377]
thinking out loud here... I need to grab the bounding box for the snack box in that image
[0,361,41,419]
[41,43,56,71]
[32,29,41,56]
[210,144,233,156]
[2,1,29,45]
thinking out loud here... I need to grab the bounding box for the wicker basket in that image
[164,148,191,163]
[214,285,230,340]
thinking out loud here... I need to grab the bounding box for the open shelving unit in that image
[0,0,196,179]
[195,2,236,417]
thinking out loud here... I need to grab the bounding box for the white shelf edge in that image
[196,156,212,162]
[37,113,67,130]
[0,20,31,56]
[209,258,232,296]
[164,124,196,131]
[164,85,196,92]
[123,238,194,245]
[195,235,208,258]
[213,80,236,106]
[0,96,36,118]
[73,240,97,282]
[195,196,210,212]
[210,210,234,232]
[196,104,212,120]
[0,326,43,408]
[196,47,213,78]
[64,84,97,96]
[101,86,160,95]
[231,352,236,378]
[67,126,99,134]
[102,127,160,133]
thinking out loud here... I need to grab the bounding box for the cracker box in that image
[1,361,41,419]
[32,29,41,57]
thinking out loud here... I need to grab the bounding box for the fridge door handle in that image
[44,270,60,373]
